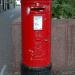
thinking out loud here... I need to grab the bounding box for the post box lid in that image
[22,0,51,4]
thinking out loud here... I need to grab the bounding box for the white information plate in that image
[34,16,42,30]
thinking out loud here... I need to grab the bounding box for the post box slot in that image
[31,8,45,11]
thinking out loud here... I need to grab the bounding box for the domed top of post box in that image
[22,0,51,4]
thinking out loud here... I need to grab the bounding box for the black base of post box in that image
[21,64,52,75]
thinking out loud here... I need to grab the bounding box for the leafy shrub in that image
[52,0,75,18]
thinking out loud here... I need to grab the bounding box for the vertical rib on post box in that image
[21,0,52,75]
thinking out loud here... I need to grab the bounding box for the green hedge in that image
[52,0,75,18]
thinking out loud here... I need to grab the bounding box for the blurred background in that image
[0,0,75,75]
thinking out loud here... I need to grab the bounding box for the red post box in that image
[21,0,52,75]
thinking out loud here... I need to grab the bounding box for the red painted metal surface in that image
[21,0,52,67]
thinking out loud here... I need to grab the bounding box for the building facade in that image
[0,0,15,12]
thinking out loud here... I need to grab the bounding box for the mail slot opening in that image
[31,8,45,11]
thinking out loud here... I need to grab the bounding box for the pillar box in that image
[21,0,52,75]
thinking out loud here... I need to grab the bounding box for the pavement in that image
[0,6,21,75]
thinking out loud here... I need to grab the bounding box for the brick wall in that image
[52,19,75,74]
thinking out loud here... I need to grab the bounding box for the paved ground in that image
[0,6,21,75]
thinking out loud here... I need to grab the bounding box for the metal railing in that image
[0,0,15,13]
[0,3,3,12]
